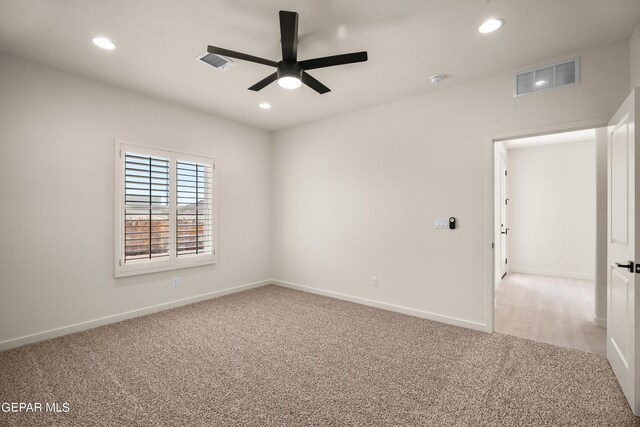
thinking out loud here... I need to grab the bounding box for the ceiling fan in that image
[207,10,368,94]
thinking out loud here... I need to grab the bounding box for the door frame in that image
[484,117,609,333]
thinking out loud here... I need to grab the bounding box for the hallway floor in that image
[495,273,606,355]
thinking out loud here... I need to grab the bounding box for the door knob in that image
[616,261,635,273]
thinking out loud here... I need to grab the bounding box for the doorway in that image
[493,128,606,354]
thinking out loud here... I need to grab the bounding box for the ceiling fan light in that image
[278,76,302,89]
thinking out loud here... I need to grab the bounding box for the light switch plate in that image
[434,218,449,229]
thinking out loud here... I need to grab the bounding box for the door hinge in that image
[505,198,509,205]
[491,242,495,249]
[505,258,508,264]
[505,170,508,176]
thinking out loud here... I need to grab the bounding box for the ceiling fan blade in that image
[299,51,368,70]
[248,72,278,91]
[301,71,330,94]
[207,46,277,67]
[279,11,298,61]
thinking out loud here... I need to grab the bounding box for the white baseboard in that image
[508,267,594,281]
[594,316,607,328]
[273,279,489,333]
[0,279,271,352]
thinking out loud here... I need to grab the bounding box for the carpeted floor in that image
[0,285,638,426]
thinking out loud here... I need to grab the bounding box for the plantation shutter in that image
[176,160,213,256]
[116,141,216,277]
[123,153,170,262]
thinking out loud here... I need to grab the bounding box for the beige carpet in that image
[0,285,638,426]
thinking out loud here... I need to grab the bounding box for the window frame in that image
[114,140,216,278]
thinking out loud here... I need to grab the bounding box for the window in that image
[115,141,215,277]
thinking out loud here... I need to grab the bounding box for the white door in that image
[500,154,508,279]
[607,89,639,415]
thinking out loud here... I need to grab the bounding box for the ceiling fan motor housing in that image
[277,61,303,80]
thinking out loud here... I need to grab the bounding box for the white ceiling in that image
[1,0,639,131]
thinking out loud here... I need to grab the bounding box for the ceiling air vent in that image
[197,53,235,71]
[513,57,579,97]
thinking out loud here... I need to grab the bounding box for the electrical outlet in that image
[172,277,180,287]
[371,276,378,287]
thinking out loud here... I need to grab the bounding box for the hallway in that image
[495,273,606,355]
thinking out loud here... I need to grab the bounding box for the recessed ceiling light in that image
[478,18,504,34]
[259,102,272,110]
[92,37,116,50]
[278,76,302,90]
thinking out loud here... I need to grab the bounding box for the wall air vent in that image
[513,57,579,97]
[197,53,235,71]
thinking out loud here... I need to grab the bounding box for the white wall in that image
[631,20,640,89]
[507,141,596,279]
[0,54,272,347]
[271,40,629,330]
